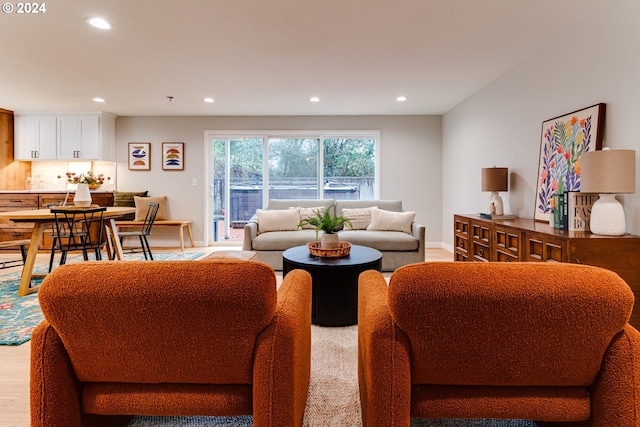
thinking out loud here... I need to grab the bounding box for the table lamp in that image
[482,167,508,215]
[580,148,636,236]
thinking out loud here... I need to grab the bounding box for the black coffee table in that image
[282,244,382,327]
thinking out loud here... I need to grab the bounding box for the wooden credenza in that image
[0,191,114,249]
[454,214,640,329]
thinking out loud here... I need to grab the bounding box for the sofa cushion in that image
[293,206,327,229]
[335,200,402,214]
[342,207,376,230]
[114,190,148,220]
[253,230,321,251]
[267,199,335,216]
[367,207,415,234]
[257,208,300,233]
[338,230,419,251]
[134,195,168,221]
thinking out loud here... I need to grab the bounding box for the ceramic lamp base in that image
[487,192,504,216]
[589,194,626,236]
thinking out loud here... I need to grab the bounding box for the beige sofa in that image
[243,199,425,271]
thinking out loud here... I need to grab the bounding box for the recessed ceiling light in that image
[310,97,320,102]
[396,96,408,102]
[92,97,105,103]
[86,17,111,30]
[204,97,215,103]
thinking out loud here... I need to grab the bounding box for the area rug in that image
[127,325,539,427]
[0,251,205,345]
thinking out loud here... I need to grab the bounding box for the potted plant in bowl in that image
[299,209,352,249]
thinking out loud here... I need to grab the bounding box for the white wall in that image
[115,115,442,246]
[442,0,640,249]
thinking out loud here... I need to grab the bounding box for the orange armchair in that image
[358,262,640,426]
[31,260,312,427]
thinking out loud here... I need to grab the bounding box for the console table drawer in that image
[525,233,565,262]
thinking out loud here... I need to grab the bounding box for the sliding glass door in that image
[212,138,263,241]
[209,131,378,244]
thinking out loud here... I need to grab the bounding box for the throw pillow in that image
[134,196,169,222]
[292,206,326,229]
[342,207,377,230]
[114,191,148,220]
[257,208,300,233]
[367,207,415,234]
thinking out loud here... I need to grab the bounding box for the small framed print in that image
[162,142,184,170]
[128,142,151,170]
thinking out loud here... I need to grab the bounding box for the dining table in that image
[0,206,136,296]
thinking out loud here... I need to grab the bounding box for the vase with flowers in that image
[65,171,110,207]
[66,171,109,190]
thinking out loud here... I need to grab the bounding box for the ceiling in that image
[1,0,601,117]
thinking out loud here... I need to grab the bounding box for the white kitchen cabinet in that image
[58,115,100,160]
[14,112,115,161]
[14,115,58,160]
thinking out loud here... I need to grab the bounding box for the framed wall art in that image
[128,142,151,170]
[534,103,605,221]
[162,142,184,170]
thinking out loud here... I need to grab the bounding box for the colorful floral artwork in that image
[534,104,605,221]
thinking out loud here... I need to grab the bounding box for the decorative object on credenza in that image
[534,103,605,221]
[298,209,352,249]
[481,167,508,216]
[128,142,151,170]
[580,148,636,236]
[566,191,599,231]
[162,142,184,171]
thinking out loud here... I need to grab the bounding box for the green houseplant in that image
[298,209,352,248]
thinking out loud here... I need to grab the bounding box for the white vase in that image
[320,233,340,249]
[74,183,92,207]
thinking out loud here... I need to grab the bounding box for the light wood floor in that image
[0,246,452,426]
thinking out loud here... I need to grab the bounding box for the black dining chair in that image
[48,206,107,272]
[118,202,160,260]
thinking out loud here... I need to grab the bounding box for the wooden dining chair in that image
[118,202,160,260]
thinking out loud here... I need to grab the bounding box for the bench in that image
[114,220,195,251]
[0,239,29,269]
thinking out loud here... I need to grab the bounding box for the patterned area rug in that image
[0,251,204,345]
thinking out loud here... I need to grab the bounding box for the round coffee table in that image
[282,244,382,327]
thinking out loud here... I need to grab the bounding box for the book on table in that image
[567,191,599,231]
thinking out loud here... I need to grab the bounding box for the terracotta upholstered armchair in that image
[31,260,312,427]
[358,262,640,427]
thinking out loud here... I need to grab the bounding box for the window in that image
[207,131,379,243]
